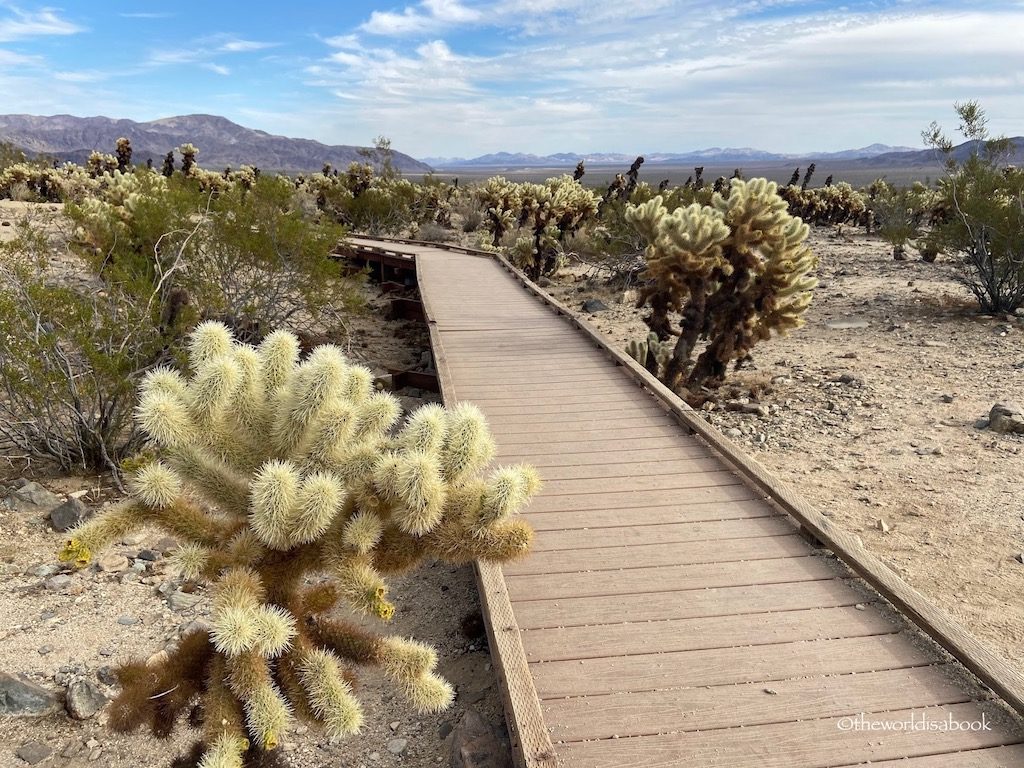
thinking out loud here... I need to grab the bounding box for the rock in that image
[117,615,138,626]
[940,393,955,403]
[49,497,90,532]
[725,428,742,439]
[3,481,61,513]
[581,298,608,314]
[97,554,129,573]
[27,564,59,578]
[96,666,116,686]
[876,518,891,534]
[167,591,202,611]
[837,373,863,387]
[44,574,72,591]
[15,741,53,765]
[450,708,512,768]
[137,549,161,561]
[154,537,178,554]
[387,738,408,755]
[825,318,869,330]
[989,402,1024,434]
[37,645,52,656]
[66,679,107,720]
[0,673,61,716]
[536,276,551,287]
[920,340,949,348]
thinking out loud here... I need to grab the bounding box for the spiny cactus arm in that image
[270,346,349,457]
[331,555,395,620]
[306,619,453,714]
[225,651,291,751]
[422,517,534,564]
[439,403,496,482]
[295,646,364,737]
[199,658,250,768]
[167,447,251,516]
[59,497,240,568]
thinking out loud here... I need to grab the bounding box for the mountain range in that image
[0,114,431,174]
[421,140,1024,169]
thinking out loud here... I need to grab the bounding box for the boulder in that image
[3,481,61,513]
[65,680,107,720]
[989,402,1024,434]
[49,497,90,532]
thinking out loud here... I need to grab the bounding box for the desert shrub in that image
[68,172,359,340]
[414,221,452,243]
[625,178,817,394]
[924,102,1024,311]
[0,220,170,473]
[871,181,937,260]
[58,322,538,766]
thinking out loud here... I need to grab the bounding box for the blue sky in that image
[1,0,1022,158]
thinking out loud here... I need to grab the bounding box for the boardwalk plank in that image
[520,605,897,661]
[556,703,1018,768]
[530,633,932,698]
[515,578,869,628]
[503,533,812,575]
[545,665,971,742]
[506,555,843,601]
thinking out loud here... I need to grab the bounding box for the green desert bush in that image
[924,102,1024,311]
[625,178,818,395]
[0,220,169,473]
[59,322,538,766]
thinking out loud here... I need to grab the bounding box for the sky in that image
[0,0,1022,158]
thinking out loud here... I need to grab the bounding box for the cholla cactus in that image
[58,322,538,767]
[180,144,199,176]
[625,178,817,393]
[116,138,133,173]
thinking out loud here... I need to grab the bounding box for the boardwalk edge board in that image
[350,235,1024,757]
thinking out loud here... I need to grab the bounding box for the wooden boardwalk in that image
[348,237,1024,767]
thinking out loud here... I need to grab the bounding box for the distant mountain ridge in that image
[0,113,431,174]
[421,141,1024,168]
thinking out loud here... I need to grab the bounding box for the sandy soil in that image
[0,200,509,767]
[546,226,1024,668]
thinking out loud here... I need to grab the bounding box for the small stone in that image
[121,532,146,546]
[98,646,116,657]
[876,518,891,533]
[45,574,72,591]
[66,679,107,720]
[725,428,742,439]
[154,536,177,554]
[581,298,608,314]
[920,340,949,348]
[97,554,129,573]
[940,394,955,403]
[49,497,90,532]
[369,752,382,762]
[37,645,53,656]
[825,318,869,330]
[390,721,401,732]
[837,373,863,387]
[117,615,138,626]
[137,549,160,561]
[167,591,203,611]
[449,709,511,768]
[1014,553,1024,565]
[3,481,61,512]
[387,738,408,755]
[27,564,59,578]
[989,402,1024,434]
[0,673,61,716]
[15,741,53,765]
[536,276,551,287]
[96,666,116,685]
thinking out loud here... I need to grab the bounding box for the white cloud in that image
[219,39,277,52]
[360,0,479,35]
[0,5,81,42]
[202,62,231,76]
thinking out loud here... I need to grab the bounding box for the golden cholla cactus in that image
[625,178,817,394]
[59,322,538,767]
